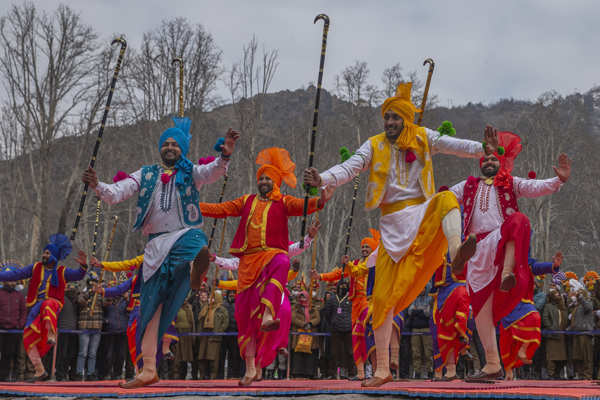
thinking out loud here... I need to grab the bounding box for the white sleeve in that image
[448,180,467,206]
[320,140,372,188]
[94,169,141,205]
[192,156,229,188]
[288,235,313,257]
[214,256,239,270]
[514,176,563,198]
[427,128,484,158]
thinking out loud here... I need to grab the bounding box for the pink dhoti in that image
[235,253,290,368]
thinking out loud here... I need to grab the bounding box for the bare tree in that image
[122,17,223,122]
[381,62,438,110]
[0,3,100,257]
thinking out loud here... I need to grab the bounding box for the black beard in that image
[258,186,272,197]
[481,166,498,178]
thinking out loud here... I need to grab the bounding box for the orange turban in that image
[256,147,297,200]
[361,228,380,252]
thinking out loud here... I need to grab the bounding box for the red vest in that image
[462,176,519,237]
[229,194,289,256]
[26,263,66,307]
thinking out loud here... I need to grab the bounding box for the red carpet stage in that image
[0,379,599,399]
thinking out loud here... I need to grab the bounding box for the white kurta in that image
[320,128,483,264]
[214,235,313,270]
[449,176,563,292]
[95,157,229,281]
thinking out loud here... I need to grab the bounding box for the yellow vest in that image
[365,128,435,211]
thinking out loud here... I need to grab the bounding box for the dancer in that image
[0,234,88,381]
[500,251,564,380]
[82,117,240,388]
[448,130,571,381]
[303,83,489,386]
[311,229,378,380]
[199,147,331,386]
[430,255,471,381]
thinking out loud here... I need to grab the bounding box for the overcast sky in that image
[1,0,598,107]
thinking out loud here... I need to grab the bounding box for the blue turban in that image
[158,117,194,186]
[43,234,72,287]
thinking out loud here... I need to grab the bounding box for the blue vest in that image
[133,164,202,231]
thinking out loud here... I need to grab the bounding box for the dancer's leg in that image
[373,310,394,379]
[474,296,501,374]
[137,305,162,381]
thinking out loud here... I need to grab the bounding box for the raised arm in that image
[92,169,142,205]
[318,267,344,282]
[192,156,229,187]
[282,196,323,217]
[288,236,313,257]
[199,195,246,219]
[0,264,33,282]
[427,128,484,158]
[514,177,563,198]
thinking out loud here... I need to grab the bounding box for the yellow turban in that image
[380,82,423,151]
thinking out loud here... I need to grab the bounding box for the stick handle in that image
[71,37,127,242]
[308,213,319,310]
[300,14,330,246]
[416,58,435,126]
[172,57,184,117]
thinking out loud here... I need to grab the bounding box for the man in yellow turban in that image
[304,82,497,387]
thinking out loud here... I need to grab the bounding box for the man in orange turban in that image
[312,229,379,380]
[304,82,491,387]
[200,147,332,386]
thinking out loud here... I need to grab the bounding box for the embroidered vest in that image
[26,263,66,307]
[133,164,202,231]
[229,194,289,256]
[365,129,435,210]
[462,176,519,237]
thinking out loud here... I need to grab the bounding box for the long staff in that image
[70,37,127,241]
[172,57,184,117]
[308,214,319,310]
[343,176,360,257]
[90,215,119,315]
[300,14,330,248]
[416,58,435,126]
[91,200,101,257]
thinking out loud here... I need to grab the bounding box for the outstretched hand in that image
[340,255,350,265]
[303,167,322,188]
[89,256,102,269]
[484,125,498,155]
[552,153,571,182]
[221,128,241,156]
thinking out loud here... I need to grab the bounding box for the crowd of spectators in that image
[0,268,598,381]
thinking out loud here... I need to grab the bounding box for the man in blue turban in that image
[82,117,240,388]
[0,234,88,381]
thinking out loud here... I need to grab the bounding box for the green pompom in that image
[303,183,319,196]
[437,120,456,137]
[497,146,505,156]
[339,146,352,162]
